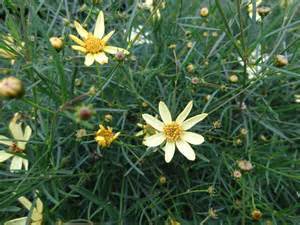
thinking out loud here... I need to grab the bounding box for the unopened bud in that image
[200,7,209,17]
[0,76,24,99]
[49,37,64,51]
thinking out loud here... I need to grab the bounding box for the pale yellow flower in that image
[142,101,208,163]
[69,11,129,66]
[4,195,43,225]
[95,125,120,148]
[0,113,32,171]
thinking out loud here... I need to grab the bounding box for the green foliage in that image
[0,0,299,224]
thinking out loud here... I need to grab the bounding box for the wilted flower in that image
[69,11,129,66]
[251,209,262,221]
[49,37,64,51]
[142,101,208,163]
[0,76,24,99]
[4,194,43,225]
[200,7,209,17]
[237,160,253,171]
[275,54,288,67]
[95,125,120,148]
[212,120,221,129]
[0,113,32,171]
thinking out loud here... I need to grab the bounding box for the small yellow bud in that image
[208,208,218,219]
[203,31,209,37]
[229,74,239,83]
[275,54,288,67]
[142,102,148,107]
[234,138,243,146]
[168,44,177,49]
[204,94,212,102]
[251,209,262,221]
[75,78,83,87]
[75,129,87,141]
[104,114,113,122]
[159,175,167,184]
[49,37,64,51]
[212,31,218,37]
[0,76,24,98]
[186,41,193,49]
[200,7,209,17]
[240,128,248,136]
[213,120,221,129]
[88,86,97,96]
[186,64,194,73]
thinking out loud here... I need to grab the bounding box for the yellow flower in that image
[95,125,120,148]
[142,101,208,163]
[4,195,43,225]
[69,11,129,66]
[0,34,24,64]
[0,113,32,171]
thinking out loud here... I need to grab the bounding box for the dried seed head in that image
[237,160,253,171]
[257,6,271,17]
[251,209,262,221]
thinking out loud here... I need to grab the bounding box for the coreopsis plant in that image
[69,11,129,66]
[142,101,208,163]
[0,113,32,171]
[4,195,43,225]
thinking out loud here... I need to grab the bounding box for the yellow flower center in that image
[163,122,182,142]
[84,35,104,54]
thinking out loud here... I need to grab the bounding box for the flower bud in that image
[251,209,262,221]
[275,54,288,67]
[191,77,199,84]
[115,51,126,61]
[159,175,167,184]
[233,170,242,179]
[0,76,24,98]
[229,74,239,83]
[200,7,209,17]
[104,114,113,122]
[49,37,64,51]
[186,64,195,73]
[76,105,94,121]
[237,160,253,171]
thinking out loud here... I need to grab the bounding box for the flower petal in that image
[182,113,208,130]
[142,114,164,131]
[10,156,23,171]
[0,150,13,162]
[74,21,88,39]
[94,11,105,38]
[17,125,31,150]
[103,46,129,55]
[176,101,193,123]
[22,159,29,171]
[159,101,172,123]
[175,140,196,161]
[18,196,32,210]
[0,135,13,146]
[36,198,43,214]
[84,54,95,66]
[182,131,204,145]
[4,217,28,225]
[164,141,175,163]
[71,45,87,53]
[69,34,85,46]
[9,119,23,141]
[94,52,108,64]
[143,133,165,147]
[101,30,115,44]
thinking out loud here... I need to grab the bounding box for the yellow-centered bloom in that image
[4,195,43,225]
[142,101,208,163]
[69,11,129,66]
[0,113,32,171]
[95,125,120,148]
